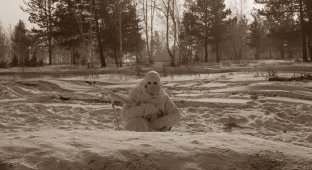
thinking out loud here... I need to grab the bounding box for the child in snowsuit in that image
[121,71,182,132]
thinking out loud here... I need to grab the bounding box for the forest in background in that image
[0,0,312,69]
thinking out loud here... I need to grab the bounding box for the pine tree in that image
[11,20,31,66]
[53,0,88,65]
[98,0,143,67]
[180,5,199,63]
[0,23,6,63]
[29,53,37,67]
[11,55,19,67]
[182,0,230,63]
[248,12,265,60]
[22,0,56,65]
[259,1,297,60]
[91,0,106,67]
[256,0,308,62]
[209,0,231,63]
[305,0,312,61]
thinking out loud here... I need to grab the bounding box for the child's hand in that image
[158,126,170,132]
[146,111,163,122]
[145,114,158,122]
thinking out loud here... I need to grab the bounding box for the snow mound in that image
[1,130,311,170]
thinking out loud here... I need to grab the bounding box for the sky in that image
[0,0,261,32]
[0,0,31,31]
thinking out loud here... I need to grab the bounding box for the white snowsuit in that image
[121,72,182,132]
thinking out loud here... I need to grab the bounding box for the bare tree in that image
[47,0,53,65]
[229,0,248,18]
[131,0,142,64]
[228,0,249,61]
[118,0,123,67]
[150,0,156,63]
[0,23,8,64]
[158,0,179,67]
[141,0,151,64]
[164,0,175,66]
[92,0,106,67]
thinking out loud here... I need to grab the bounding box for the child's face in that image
[145,81,160,95]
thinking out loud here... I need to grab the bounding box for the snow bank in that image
[1,130,311,170]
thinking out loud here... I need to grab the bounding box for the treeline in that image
[253,0,312,62]
[179,0,312,63]
[23,0,144,67]
[0,0,145,68]
[0,20,44,68]
[0,0,311,69]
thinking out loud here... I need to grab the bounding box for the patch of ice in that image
[18,86,42,94]
[25,103,113,109]
[176,83,198,87]
[175,93,202,97]
[175,97,249,104]
[162,74,209,81]
[0,98,27,102]
[211,86,247,93]
[198,82,227,88]
[225,74,266,82]
[264,97,312,105]
[101,84,137,89]
[45,79,92,92]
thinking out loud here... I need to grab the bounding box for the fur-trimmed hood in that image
[128,79,168,105]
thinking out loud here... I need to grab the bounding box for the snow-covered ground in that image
[0,69,312,170]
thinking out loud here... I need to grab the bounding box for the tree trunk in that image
[113,49,118,67]
[48,32,52,65]
[204,2,209,63]
[143,0,151,65]
[119,52,123,67]
[299,0,308,62]
[288,47,293,59]
[308,35,312,62]
[171,0,177,64]
[238,47,242,61]
[255,48,259,60]
[234,31,238,60]
[280,40,285,60]
[216,42,220,63]
[204,39,208,62]
[92,0,106,67]
[309,36,312,62]
[71,47,74,64]
[135,52,140,64]
[269,40,272,59]
[150,0,155,63]
[48,0,52,65]
[118,0,123,68]
[165,0,175,67]
[130,0,140,65]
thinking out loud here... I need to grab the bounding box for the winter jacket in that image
[121,82,182,132]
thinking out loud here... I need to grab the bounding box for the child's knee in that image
[123,118,149,132]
